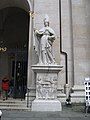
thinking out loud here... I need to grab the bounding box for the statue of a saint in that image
[34,15,56,65]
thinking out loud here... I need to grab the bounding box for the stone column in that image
[61,0,74,97]
[71,0,90,103]
[27,11,33,88]
[26,1,36,103]
[27,0,35,89]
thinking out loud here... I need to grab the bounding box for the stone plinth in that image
[32,99,62,111]
[71,85,85,103]
[31,64,63,111]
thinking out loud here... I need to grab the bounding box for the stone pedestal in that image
[32,99,62,111]
[31,65,62,111]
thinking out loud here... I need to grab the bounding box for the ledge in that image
[31,64,63,73]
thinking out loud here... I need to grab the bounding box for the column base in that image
[31,99,62,111]
[71,85,85,103]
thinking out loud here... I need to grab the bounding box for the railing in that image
[84,77,90,115]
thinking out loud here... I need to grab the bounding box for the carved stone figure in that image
[34,15,56,65]
[31,15,62,111]
[36,73,57,100]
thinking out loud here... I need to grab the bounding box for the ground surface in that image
[1,104,90,120]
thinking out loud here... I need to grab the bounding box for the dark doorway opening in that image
[12,61,27,99]
[0,7,29,99]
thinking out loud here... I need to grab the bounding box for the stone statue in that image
[33,15,56,65]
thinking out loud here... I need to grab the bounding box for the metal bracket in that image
[29,11,35,19]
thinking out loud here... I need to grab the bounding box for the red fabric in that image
[2,81,9,91]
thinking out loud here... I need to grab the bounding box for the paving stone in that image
[1,106,90,120]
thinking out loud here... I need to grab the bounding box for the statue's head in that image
[44,14,49,27]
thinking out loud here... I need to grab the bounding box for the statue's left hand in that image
[48,36,55,42]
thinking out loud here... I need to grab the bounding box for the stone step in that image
[0,100,27,104]
[0,98,26,102]
[0,102,26,106]
[0,106,31,110]
[0,99,31,110]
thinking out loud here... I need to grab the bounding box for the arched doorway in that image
[0,0,31,100]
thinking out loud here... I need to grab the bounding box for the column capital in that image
[29,11,34,19]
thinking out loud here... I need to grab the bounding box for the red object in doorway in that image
[2,78,9,91]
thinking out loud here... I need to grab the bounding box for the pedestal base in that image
[71,85,85,103]
[31,99,62,111]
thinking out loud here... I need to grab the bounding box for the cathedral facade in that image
[0,0,90,103]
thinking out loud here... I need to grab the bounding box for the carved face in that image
[44,22,49,27]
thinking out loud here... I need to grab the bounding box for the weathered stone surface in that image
[31,65,62,111]
[32,99,62,111]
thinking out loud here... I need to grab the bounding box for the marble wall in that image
[71,0,90,102]
[34,0,63,86]
[34,0,60,63]
[33,0,90,102]
[72,0,90,85]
